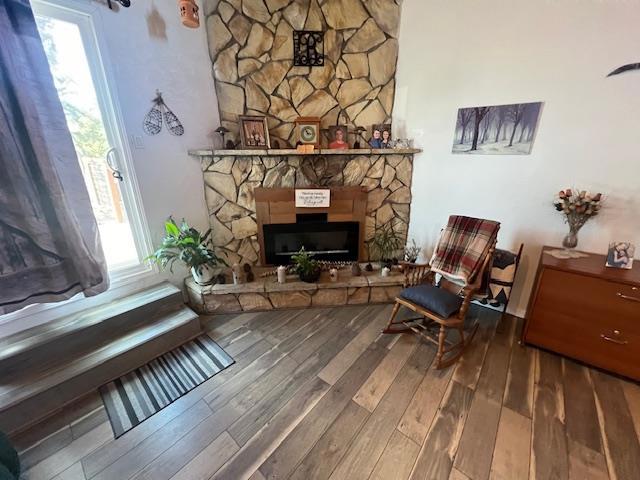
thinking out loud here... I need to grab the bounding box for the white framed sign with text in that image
[295,189,331,208]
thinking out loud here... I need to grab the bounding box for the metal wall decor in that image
[607,62,640,77]
[293,31,324,67]
[143,91,184,136]
[107,0,131,10]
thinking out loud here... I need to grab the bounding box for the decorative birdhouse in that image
[178,0,199,28]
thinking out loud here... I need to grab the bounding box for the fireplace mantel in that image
[189,148,422,157]
[190,148,418,267]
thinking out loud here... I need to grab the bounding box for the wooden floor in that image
[12,304,640,480]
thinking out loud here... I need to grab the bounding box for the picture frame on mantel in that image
[295,116,321,149]
[239,115,270,149]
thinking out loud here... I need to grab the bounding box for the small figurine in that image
[365,263,373,272]
[243,263,254,282]
[381,266,390,277]
[351,262,361,276]
[232,263,241,284]
[329,268,338,282]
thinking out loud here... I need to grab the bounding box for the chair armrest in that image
[400,262,433,287]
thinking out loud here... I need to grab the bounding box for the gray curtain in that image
[0,0,108,314]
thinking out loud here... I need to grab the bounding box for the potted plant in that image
[369,224,403,268]
[291,247,321,283]
[147,218,227,285]
[403,239,421,263]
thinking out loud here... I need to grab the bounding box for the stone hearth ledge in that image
[188,148,422,157]
[185,269,405,314]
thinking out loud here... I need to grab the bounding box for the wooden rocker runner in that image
[383,215,500,369]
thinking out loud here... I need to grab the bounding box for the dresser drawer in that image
[531,269,640,333]
[525,268,640,380]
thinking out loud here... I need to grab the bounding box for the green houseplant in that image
[147,218,227,285]
[291,247,321,283]
[370,224,403,268]
[403,239,421,263]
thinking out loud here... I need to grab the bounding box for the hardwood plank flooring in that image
[490,407,531,480]
[14,305,640,480]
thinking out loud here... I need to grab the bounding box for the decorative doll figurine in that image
[381,266,390,277]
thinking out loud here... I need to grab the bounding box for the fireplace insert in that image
[262,214,359,265]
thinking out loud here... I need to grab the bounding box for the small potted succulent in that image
[147,218,227,285]
[291,247,321,283]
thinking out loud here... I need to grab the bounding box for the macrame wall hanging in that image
[143,91,184,136]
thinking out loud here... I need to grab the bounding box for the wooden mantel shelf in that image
[188,147,422,157]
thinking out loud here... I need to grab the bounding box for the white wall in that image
[395,0,640,317]
[95,0,218,265]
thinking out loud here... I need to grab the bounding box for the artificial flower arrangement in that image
[553,188,603,248]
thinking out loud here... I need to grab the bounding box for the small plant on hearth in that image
[369,223,403,268]
[291,247,321,283]
[403,239,421,263]
[146,217,227,285]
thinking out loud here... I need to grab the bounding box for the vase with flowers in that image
[553,188,603,250]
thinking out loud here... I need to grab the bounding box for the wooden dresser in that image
[523,246,640,380]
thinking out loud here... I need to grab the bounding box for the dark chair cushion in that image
[400,284,463,318]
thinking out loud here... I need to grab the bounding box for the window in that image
[32,0,152,276]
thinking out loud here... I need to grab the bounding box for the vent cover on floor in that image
[99,335,234,437]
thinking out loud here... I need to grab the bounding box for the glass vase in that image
[562,228,579,250]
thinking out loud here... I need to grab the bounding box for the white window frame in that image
[0,0,160,333]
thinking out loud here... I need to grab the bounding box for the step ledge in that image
[0,306,198,411]
[0,282,181,362]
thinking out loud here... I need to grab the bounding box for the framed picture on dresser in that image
[606,242,635,269]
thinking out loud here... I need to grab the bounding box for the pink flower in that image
[566,188,573,197]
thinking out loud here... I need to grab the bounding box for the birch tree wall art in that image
[452,101,543,154]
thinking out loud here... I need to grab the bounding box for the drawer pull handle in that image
[601,334,628,345]
[616,292,640,303]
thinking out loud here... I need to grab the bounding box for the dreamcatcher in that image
[143,91,184,136]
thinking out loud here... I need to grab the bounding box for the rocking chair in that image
[383,216,500,369]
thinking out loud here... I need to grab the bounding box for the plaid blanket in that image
[429,216,500,285]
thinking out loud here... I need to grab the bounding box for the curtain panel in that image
[0,0,108,314]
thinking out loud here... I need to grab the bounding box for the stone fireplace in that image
[203,0,402,148]
[189,148,418,267]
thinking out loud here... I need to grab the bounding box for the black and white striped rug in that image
[99,335,234,437]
